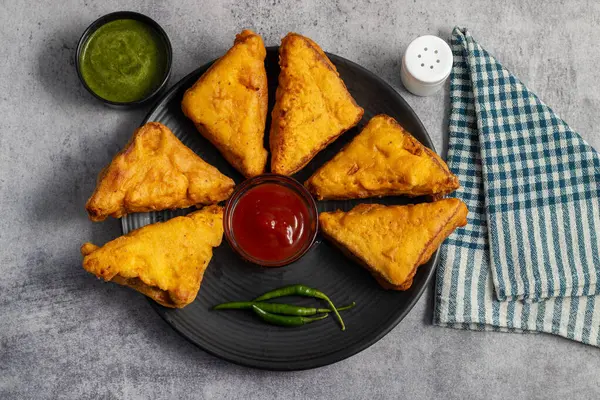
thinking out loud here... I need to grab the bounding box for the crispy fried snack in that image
[85,122,234,222]
[270,33,364,176]
[81,205,224,308]
[319,199,468,290]
[181,29,268,178]
[305,115,460,200]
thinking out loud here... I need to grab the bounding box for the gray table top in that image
[2,1,599,398]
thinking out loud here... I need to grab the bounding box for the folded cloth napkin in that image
[434,27,600,346]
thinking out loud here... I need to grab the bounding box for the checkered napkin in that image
[434,27,600,346]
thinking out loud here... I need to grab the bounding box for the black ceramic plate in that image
[121,48,438,370]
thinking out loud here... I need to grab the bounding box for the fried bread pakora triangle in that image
[270,33,364,175]
[305,115,460,200]
[181,29,268,178]
[85,122,234,222]
[81,205,224,308]
[319,199,468,290]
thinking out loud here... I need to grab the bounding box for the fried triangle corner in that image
[81,205,224,308]
[181,29,268,178]
[85,122,234,221]
[269,32,364,176]
[306,115,460,200]
[319,199,468,290]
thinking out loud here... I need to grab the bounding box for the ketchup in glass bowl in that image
[224,174,318,267]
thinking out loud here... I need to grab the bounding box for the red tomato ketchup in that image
[225,176,318,266]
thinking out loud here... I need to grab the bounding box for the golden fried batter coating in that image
[270,33,364,176]
[319,199,468,290]
[81,205,224,308]
[306,115,460,200]
[181,29,268,178]
[85,122,234,222]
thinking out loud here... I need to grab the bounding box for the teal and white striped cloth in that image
[434,27,600,346]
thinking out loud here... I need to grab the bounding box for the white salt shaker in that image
[400,35,453,96]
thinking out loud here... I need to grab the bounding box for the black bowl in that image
[223,174,320,267]
[75,11,172,109]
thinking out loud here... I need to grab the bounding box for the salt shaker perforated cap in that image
[400,35,452,96]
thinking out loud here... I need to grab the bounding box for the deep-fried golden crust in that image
[181,29,268,178]
[319,199,468,290]
[81,206,224,308]
[305,115,460,200]
[85,122,234,222]
[269,33,364,176]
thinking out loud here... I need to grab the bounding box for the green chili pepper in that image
[213,301,356,316]
[253,284,347,331]
[335,302,356,312]
[251,305,328,327]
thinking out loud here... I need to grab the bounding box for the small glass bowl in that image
[75,11,173,109]
[224,174,319,267]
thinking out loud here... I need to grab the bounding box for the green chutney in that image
[79,19,168,103]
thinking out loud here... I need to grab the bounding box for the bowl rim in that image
[75,11,173,107]
[223,173,319,267]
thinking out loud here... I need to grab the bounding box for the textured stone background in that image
[2,0,600,398]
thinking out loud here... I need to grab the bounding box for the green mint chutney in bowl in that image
[76,12,172,107]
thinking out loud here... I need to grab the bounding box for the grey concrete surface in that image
[2,0,600,398]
